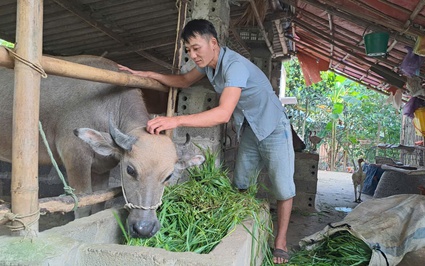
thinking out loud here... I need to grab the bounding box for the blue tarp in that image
[362,163,386,196]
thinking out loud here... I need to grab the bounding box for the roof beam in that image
[379,0,425,24]
[304,5,413,46]
[293,40,391,95]
[51,0,173,69]
[273,19,288,55]
[289,36,379,80]
[229,23,251,58]
[296,8,404,70]
[269,0,288,55]
[297,7,411,71]
[292,0,424,37]
[331,69,391,97]
[248,0,275,55]
[293,19,406,87]
[327,13,334,68]
[404,0,425,29]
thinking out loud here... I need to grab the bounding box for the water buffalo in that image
[0,55,204,238]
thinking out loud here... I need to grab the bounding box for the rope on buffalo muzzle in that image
[5,47,47,78]
[39,121,79,211]
[120,164,164,211]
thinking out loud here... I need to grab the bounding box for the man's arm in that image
[118,65,204,88]
[147,86,242,134]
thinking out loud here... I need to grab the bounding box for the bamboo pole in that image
[0,47,169,92]
[10,0,43,236]
[248,0,275,55]
[0,187,122,225]
[165,0,187,138]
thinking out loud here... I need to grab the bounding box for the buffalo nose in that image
[130,220,160,238]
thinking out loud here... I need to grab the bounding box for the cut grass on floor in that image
[287,230,372,266]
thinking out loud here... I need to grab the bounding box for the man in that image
[119,19,295,264]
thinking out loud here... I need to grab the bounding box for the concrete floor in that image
[283,170,372,251]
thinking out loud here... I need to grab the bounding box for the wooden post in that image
[10,0,43,236]
[165,0,188,138]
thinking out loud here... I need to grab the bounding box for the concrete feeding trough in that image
[0,206,270,265]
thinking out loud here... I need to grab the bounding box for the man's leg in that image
[274,198,293,264]
[258,116,295,264]
[233,125,262,189]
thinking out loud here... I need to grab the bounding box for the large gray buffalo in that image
[0,55,204,238]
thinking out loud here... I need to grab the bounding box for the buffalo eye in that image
[163,174,172,183]
[126,165,136,177]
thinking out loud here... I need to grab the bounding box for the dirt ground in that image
[283,170,372,251]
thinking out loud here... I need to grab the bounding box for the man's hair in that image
[181,19,219,44]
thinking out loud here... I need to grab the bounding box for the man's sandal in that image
[273,248,290,263]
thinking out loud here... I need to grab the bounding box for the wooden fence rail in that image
[0,187,122,226]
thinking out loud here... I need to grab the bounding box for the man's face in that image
[185,33,218,68]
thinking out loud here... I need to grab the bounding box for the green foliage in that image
[288,231,371,265]
[283,58,401,168]
[116,149,271,260]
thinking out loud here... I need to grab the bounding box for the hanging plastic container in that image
[363,32,389,57]
[413,107,425,136]
[414,35,425,56]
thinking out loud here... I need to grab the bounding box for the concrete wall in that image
[258,152,319,211]
[174,86,222,156]
[0,206,270,265]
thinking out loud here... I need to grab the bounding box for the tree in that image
[284,59,401,170]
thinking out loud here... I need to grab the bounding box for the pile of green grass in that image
[287,231,372,266]
[116,149,271,256]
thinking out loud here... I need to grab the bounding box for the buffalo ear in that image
[171,154,205,184]
[74,128,121,157]
[175,154,205,170]
[173,134,205,180]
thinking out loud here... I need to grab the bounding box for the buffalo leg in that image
[62,153,93,219]
[89,171,110,214]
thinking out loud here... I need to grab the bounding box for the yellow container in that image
[414,35,425,56]
[413,107,425,136]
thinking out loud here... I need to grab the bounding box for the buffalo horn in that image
[175,133,191,158]
[183,133,190,145]
[109,117,137,151]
